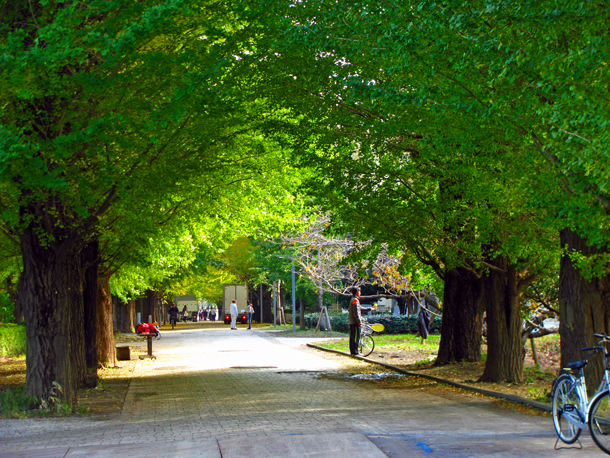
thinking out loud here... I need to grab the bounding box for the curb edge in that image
[306,343,551,413]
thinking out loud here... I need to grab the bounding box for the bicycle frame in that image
[562,348,610,429]
[361,323,373,337]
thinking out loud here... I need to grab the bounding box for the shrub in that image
[0,382,89,418]
[0,386,38,418]
[0,323,27,358]
[0,292,14,323]
[303,312,441,334]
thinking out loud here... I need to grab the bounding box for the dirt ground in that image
[362,339,558,405]
[0,337,142,418]
[0,329,558,419]
[265,328,559,406]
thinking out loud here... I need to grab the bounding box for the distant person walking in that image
[210,305,216,321]
[348,286,374,355]
[182,305,189,322]
[246,300,254,329]
[168,303,179,329]
[230,299,238,330]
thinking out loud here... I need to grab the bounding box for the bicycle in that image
[358,319,384,357]
[552,333,610,454]
[169,315,178,329]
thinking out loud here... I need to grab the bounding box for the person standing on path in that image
[417,306,430,344]
[348,286,374,355]
[230,299,238,330]
[246,300,254,329]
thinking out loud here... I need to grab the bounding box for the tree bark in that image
[436,266,485,364]
[114,296,131,332]
[19,225,86,404]
[97,274,116,366]
[406,294,415,315]
[145,289,156,323]
[127,299,136,331]
[559,228,610,386]
[397,297,407,314]
[82,240,99,388]
[479,257,524,383]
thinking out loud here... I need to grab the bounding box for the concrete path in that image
[0,323,606,457]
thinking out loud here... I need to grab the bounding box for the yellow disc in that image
[371,323,385,332]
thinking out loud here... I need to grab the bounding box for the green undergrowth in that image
[0,323,26,358]
[523,364,555,383]
[260,324,298,331]
[314,333,441,352]
[522,365,555,401]
[0,386,38,417]
[0,382,89,418]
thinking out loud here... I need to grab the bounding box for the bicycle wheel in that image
[358,335,375,357]
[552,374,583,443]
[589,390,610,454]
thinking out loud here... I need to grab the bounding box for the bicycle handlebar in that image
[589,334,610,357]
[582,345,610,361]
[583,346,606,352]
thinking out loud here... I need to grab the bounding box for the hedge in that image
[303,312,441,334]
[0,324,27,358]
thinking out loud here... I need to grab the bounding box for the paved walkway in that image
[0,323,606,457]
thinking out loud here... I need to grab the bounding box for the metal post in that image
[260,283,263,324]
[273,280,277,327]
[291,264,296,333]
[530,337,539,366]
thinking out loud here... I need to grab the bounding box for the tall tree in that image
[248,0,563,381]
[0,0,302,402]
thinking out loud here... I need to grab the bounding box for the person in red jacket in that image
[348,286,374,355]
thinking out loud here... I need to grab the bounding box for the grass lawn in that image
[259,324,346,338]
[315,332,440,354]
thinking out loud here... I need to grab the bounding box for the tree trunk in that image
[397,297,407,314]
[559,228,610,387]
[406,294,415,315]
[127,299,136,331]
[262,286,273,323]
[114,296,130,332]
[317,276,323,310]
[436,266,485,364]
[145,289,156,323]
[97,274,116,366]
[82,240,99,388]
[479,257,524,383]
[19,225,86,404]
